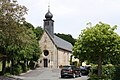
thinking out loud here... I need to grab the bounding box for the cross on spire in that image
[48,0,50,11]
[45,0,53,19]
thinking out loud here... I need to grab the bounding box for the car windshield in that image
[62,66,71,69]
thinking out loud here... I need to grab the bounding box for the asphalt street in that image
[14,68,89,80]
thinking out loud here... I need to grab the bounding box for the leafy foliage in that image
[0,0,41,75]
[34,26,43,40]
[73,22,120,78]
[113,65,120,80]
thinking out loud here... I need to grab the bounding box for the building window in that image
[44,50,49,56]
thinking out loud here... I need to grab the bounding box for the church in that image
[38,8,73,68]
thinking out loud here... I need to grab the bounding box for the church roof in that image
[45,30,73,52]
[53,35,73,52]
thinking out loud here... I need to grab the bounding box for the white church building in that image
[38,9,73,68]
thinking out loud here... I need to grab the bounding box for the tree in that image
[23,21,43,41]
[18,25,41,71]
[73,22,120,78]
[0,0,42,75]
[34,26,43,40]
[21,21,42,63]
[0,0,27,74]
[21,22,41,61]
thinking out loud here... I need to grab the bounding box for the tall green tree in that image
[19,21,42,60]
[73,22,120,78]
[0,0,27,74]
[21,21,42,63]
[0,0,42,75]
[34,26,43,40]
[18,25,41,71]
[23,21,43,40]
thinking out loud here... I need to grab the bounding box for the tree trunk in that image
[2,58,6,75]
[24,59,27,71]
[98,55,102,78]
[79,55,82,66]
[10,59,14,74]
[24,59,27,67]
[27,60,29,68]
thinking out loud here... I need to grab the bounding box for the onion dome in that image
[45,10,53,19]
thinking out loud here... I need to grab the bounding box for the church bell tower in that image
[43,6,54,37]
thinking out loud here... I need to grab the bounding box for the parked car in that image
[80,66,90,75]
[61,65,81,78]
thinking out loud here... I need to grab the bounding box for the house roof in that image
[45,30,73,52]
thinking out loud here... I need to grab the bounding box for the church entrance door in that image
[44,59,48,67]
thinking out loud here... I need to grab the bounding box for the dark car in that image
[61,65,81,78]
[80,66,90,75]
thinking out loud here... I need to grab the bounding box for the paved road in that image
[14,68,89,80]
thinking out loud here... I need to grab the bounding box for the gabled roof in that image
[53,35,73,52]
[45,30,73,52]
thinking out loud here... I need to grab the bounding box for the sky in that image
[17,0,120,38]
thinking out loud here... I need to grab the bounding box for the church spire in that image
[44,0,54,37]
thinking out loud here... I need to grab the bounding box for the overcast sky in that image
[17,0,120,38]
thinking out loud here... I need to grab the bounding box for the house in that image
[38,9,73,68]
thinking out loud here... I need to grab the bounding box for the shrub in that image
[4,73,11,76]
[29,61,36,69]
[112,65,120,80]
[102,65,115,79]
[89,66,98,75]
[88,75,99,80]
[12,64,22,75]
[20,63,28,73]
[88,65,115,80]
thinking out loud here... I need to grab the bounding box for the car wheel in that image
[72,73,76,78]
[79,73,81,77]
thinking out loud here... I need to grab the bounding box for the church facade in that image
[38,9,73,68]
